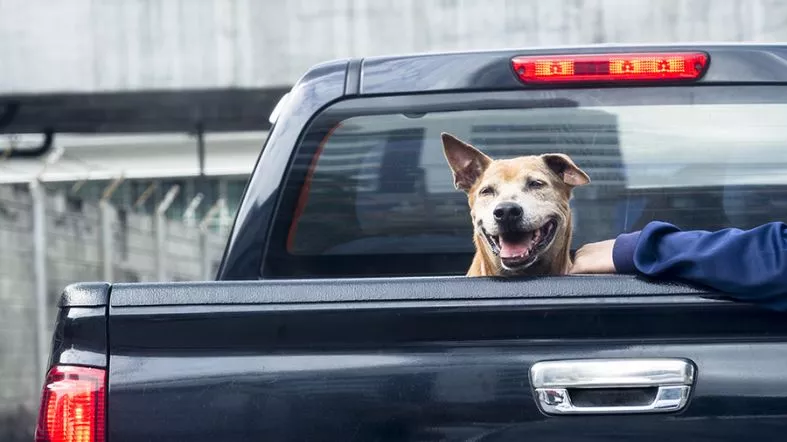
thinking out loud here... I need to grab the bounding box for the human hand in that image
[570,239,616,274]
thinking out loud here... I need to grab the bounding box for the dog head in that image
[441,132,590,275]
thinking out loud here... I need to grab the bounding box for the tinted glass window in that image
[266,87,787,278]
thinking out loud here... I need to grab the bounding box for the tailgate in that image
[107,277,787,441]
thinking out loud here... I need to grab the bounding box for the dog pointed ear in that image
[542,153,591,187]
[441,132,492,192]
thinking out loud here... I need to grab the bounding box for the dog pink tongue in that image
[499,232,534,259]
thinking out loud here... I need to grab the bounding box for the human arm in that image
[571,221,787,310]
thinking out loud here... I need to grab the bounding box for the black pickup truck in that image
[36,44,787,442]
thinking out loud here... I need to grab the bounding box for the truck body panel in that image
[104,279,787,441]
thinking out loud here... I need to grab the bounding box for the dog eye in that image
[479,186,495,196]
[528,180,546,189]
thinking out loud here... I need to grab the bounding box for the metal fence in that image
[0,183,228,440]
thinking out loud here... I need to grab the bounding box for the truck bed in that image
[53,277,787,441]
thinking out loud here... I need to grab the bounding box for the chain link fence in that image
[0,183,229,440]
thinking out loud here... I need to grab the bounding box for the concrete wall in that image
[0,184,226,437]
[2,0,787,94]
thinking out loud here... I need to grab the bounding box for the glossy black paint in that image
[216,43,787,282]
[49,306,107,369]
[48,283,109,369]
[215,58,348,281]
[59,282,110,307]
[107,279,787,441]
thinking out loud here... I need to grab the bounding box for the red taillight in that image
[512,52,709,84]
[35,365,106,442]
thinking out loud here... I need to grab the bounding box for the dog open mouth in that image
[482,218,558,269]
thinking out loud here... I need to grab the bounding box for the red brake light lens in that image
[512,52,709,84]
[35,365,106,442]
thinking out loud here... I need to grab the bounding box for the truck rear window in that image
[265,86,787,278]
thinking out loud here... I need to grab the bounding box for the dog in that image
[441,132,590,277]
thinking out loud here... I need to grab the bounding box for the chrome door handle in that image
[530,358,695,415]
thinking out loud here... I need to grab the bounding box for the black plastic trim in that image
[59,282,111,307]
[108,275,730,307]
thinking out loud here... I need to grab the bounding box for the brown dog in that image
[441,132,590,277]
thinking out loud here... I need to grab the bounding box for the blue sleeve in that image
[611,221,787,310]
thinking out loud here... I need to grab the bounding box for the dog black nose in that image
[493,202,523,223]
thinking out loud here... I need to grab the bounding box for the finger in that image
[569,262,587,274]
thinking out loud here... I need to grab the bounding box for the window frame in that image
[261,84,787,279]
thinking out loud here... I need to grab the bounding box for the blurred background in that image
[2,0,787,439]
